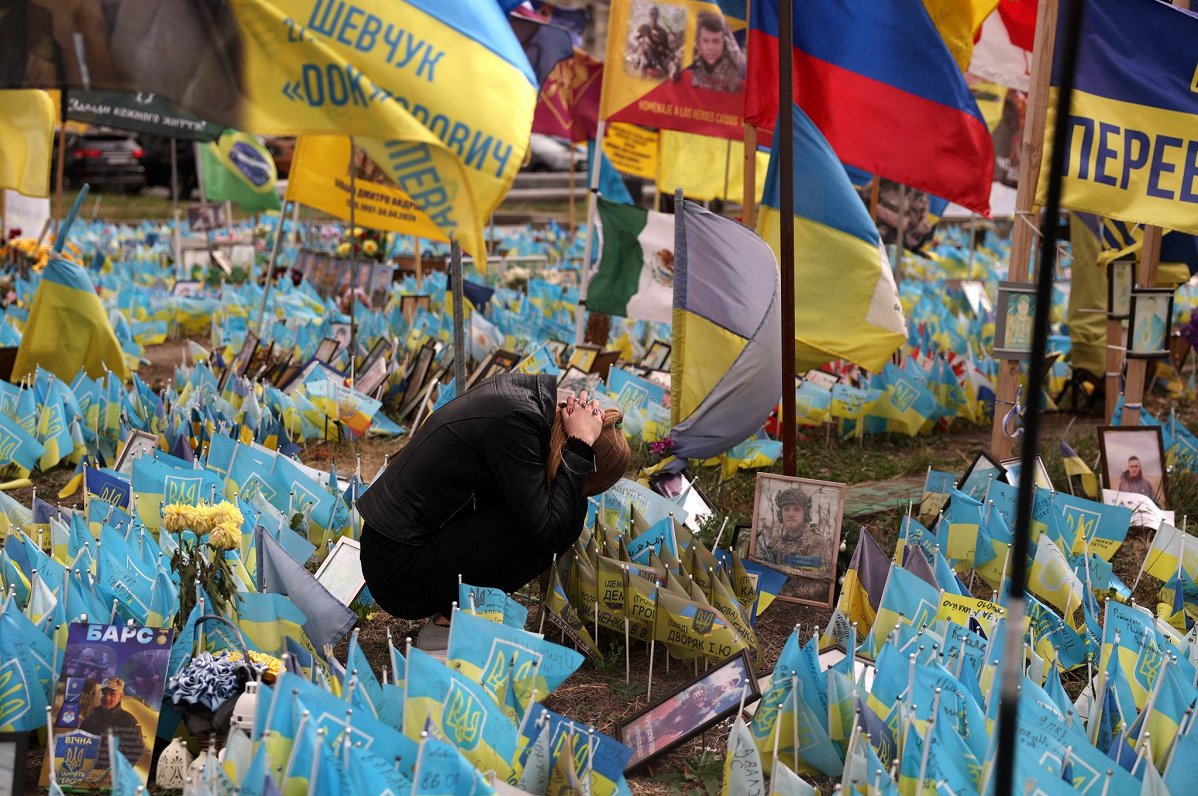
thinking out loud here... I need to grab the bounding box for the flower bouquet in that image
[163,501,245,630]
[335,226,386,261]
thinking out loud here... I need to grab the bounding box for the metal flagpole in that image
[778,0,797,477]
[255,199,290,335]
[993,1,1086,793]
[575,119,607,345]
[451,239,467,389]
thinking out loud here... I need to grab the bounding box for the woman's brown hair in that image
[546,408,631,495]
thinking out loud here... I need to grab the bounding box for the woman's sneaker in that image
[415,616,450,661]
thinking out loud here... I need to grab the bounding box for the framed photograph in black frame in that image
[618,651,759,773]
[1098,424,1168,509]
[0,731,27,796]
[957,451,1007,502]
[1127,289,1174,359]
[993,280,1037,359]
[1107,259,1135,319]
[639,340,672,371]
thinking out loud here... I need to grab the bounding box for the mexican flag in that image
[586,197,675,323]
[199,129,282,211]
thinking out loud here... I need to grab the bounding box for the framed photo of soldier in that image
[748,474,846,607]
[993,281,1037,359]
[1107,259,1134,319]
[1098,426,1167,508]
[1127,289,1174,359]
[618,651,759,773]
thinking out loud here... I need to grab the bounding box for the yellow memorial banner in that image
[287,136,448,241]
[604,123,659,181]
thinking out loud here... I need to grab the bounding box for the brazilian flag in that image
[199,130,281,211]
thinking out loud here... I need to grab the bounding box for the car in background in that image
[53,129,146,193]
[139,134,197,198]
[526,133,586,172]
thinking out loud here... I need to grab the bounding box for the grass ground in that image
[22,253,1198,793]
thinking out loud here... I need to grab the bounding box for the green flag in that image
[199,129,281,211]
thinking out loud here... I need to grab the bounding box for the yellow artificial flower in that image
[208,520,241,551]
[336,242,352,256]
[208,501,244,530]
[162,503,191,532]
[362,239,378,256]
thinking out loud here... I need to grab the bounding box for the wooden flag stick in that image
[1122,225,1163,426]
[990,0,1060,459]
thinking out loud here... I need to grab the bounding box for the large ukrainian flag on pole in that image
[1,1,538,258]
[1038,0,1198,234]
[757,104,907,373]
[668,200,782,460]
[234,0,536,256]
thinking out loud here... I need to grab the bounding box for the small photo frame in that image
[1107,259,1135,319]
[1127,289,1174,359]
[803,370,839,390]
[230,332,259,377]
[468,349,520,389]
[397,341,438,419]
[0,731,28,796]
[558,365,600,395]
[618,651,760,773]
[639,341,672,371]
[544,340,568,368]
[999,456,1053,491]
[958,451,1007,502]
[1098,425,1167,508]
[113,430,161,477]
[748,473,846,607]
[589,349,621,380]
[315,537,365,607]
[993,280,1037,359]
[314,337,340,364]
[171,280,203,299]
[330,323,353,354]
[568,343,600,372]
[817,645,877,690]
[400,294,431,327]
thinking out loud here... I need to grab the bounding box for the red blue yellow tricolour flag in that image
[746,0,994,214]
[756,104,907,373]
[1037,0,1198,235]
[0,0,536,258]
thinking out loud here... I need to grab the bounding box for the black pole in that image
[993,1,1085,794]
[778,0,796,477]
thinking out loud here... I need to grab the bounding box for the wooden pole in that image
[779,0,796,477]
[1105,318,1125,423]
[414,237,424,290]
[54,90,68,239]
[990,0,1059,459]
[739,0,757,227]
[722,139,733,207]
[869,176,881,221]
[1122,225,1163,426]
[568,162,577,234]
[742,125,758,227]
[1122,0,1189,421]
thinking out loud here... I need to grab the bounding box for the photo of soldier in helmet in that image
[749,474,846,606]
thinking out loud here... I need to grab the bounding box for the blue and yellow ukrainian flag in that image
[1040,0,1198,235]
[228,0,537,258]
[404,646,520,781]
[12,257,129,383]
[757,104,906,373]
